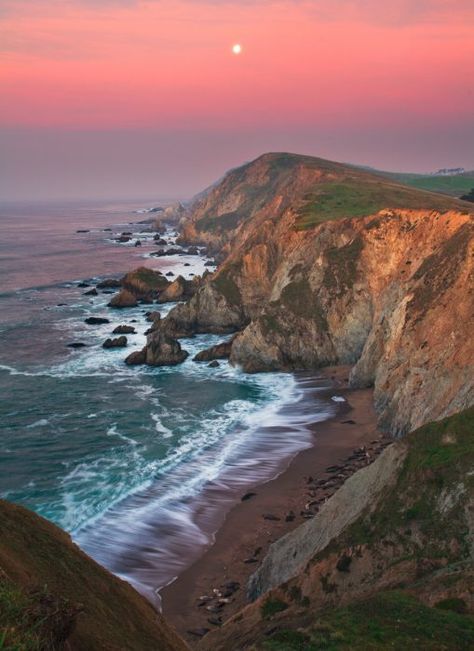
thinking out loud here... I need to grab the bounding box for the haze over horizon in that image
[1,0,473,201]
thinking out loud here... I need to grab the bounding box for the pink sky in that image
[1,0,473,199]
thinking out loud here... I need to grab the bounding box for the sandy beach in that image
[161,365,388,643]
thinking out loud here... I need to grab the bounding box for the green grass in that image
[436,598,468,615]
[0,500,186,651]
[212,271,242,306]
[263,591,474,650]
[295,180,468,230]
[197,210,244,233]
[128,267,169,290]
[261,598,289,620]
[332,407,474,557]
[191,153,473,235]
[393,173,474,197]
[0,574,76,650]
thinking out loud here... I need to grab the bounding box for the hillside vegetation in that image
[0,500,188,650]
[389,170,474,197]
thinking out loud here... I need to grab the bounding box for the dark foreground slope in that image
[150,152,474,435]
[198,408,474,650]
[0,500,188,650]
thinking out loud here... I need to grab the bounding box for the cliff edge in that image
[154,152,474,435]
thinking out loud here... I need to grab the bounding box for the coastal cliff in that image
[148,153,474,648]
[153,152,474,435]
[199,408,474,650]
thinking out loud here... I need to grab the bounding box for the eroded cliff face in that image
[198,408,474,651]
[156,153,474,435]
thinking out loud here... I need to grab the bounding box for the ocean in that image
[0,199,335,605]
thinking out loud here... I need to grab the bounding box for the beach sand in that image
[161,366,387,643]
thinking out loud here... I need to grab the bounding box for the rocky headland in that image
[147,153,473,436]
[143,152,473,646]
[3,152,473,650]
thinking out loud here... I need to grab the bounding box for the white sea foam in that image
[1,222,337,608]
[151,413,173,438]
[26,418,49,428]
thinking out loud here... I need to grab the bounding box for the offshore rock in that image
[108,289,138,308]
[102,336,127,349]
[144,331,189,366]
[121,266,169,301]
[125,348,146,365]
[112,325,136,334]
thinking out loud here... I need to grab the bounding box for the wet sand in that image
[161,366,386,643]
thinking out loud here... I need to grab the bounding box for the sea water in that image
[0,199,334,604]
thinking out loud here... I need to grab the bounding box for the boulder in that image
[77,282,90,288]
[108,289,138,308]
[186,246,200,255]
[146,311,161,323]
[208,360,220,368]
[144,331,188,366]
[103,336,127,349]
[151,248,183,257]
[193,338,234,362]
[153,236,168,245]
[84,288,98,296]
[112,325,136,334]
[96,278,121,289]
[125,348,147,365]
[121,267,169,301]
[85,317,110,325]
[134,240,142,247]
[166,271,175,277]
[67,342,87,348]
[116,235,132,243]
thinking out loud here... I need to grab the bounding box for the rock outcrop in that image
[144,332,188,366]
[125,348,146,365]
[157,275,198,303]
[126,331,188,367]
[102,335,127,348]
[247,443,407,598]
[193,337,235,362]
[108,288,138,308]
[199,408,474,650]
[113,325,136,334]
[159,153,474,435]
[84,316,110,325]
[96,278,121,289]
[121,266,169,301]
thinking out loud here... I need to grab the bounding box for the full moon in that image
[232,44,242,55]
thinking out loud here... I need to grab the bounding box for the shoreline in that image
[161,365,387,643]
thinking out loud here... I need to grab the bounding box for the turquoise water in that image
[0,200,334,603]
